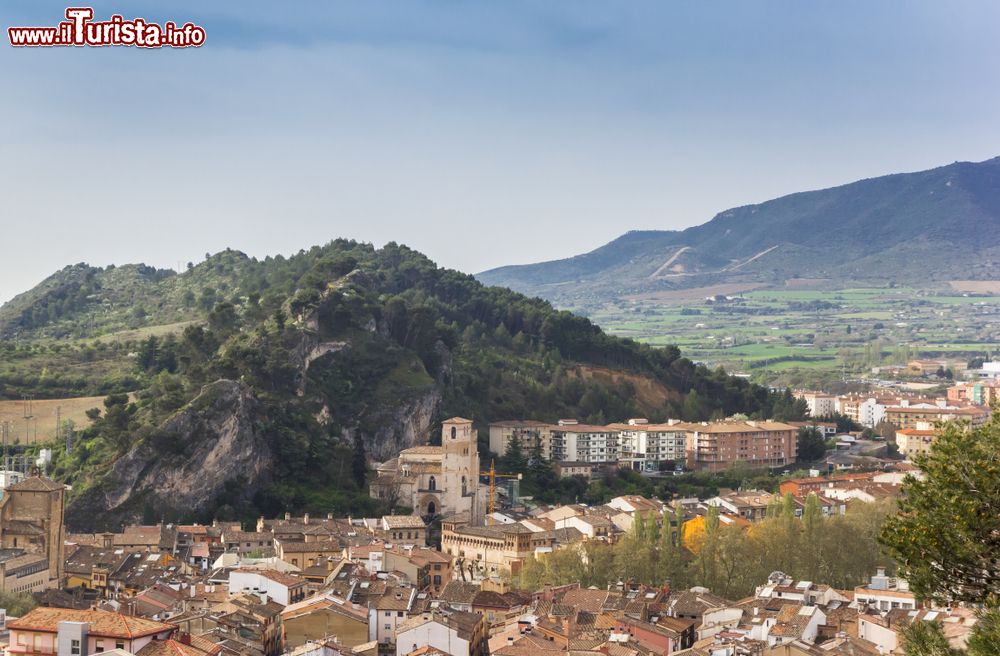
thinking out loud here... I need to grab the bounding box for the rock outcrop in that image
[68,380,272,530]
[361,387,441,460]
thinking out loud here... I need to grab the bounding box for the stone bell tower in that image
[440,418,481,522]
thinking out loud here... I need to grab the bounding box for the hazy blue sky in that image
[2,1,1000,303]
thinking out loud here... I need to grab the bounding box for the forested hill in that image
[0,241,803,529]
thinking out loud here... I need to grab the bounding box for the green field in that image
[585,286,1000,387]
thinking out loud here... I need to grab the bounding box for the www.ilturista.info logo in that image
[8,7,205,48]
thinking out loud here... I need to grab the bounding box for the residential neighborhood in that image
[0,433,964,656]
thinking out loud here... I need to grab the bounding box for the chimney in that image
[178,634,192,646]
[189,585,196,598]
[285,512,291,521]
[304,513,310,525]
[256,516,265,533]
[327,512,334,520]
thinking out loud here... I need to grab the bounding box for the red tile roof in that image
[9,608,175,639]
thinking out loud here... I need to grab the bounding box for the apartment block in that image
[683,420,798,472]
[616,418,688,471]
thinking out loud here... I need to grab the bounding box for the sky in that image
[2,1,1000,304]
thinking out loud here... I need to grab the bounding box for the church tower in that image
[440,418,481,522]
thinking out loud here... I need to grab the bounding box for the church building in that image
[370,418,487,523]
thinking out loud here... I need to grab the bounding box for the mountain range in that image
[478,156,1000,308]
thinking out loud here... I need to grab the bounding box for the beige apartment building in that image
[883,403,988,430]
[488,420,553,459]
[895,427,938,459]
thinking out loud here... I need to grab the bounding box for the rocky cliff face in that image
[361,387,441,460]
[67,380,272,530]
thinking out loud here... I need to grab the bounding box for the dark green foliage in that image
[880,411,1000,604]
[796,427,827,462]
[816,412,862,433]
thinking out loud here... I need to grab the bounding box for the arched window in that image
[461,476,467,495]
[428,476,436,491]
[427,501,436,515]
[451,426,457,440]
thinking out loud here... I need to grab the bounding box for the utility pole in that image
[55,406,61,445]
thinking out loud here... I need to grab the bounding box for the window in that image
[116,642,125,650]
[96,640,105,653]
[384,624,392,630]
[385,611,391,617]
[398,611,404,617]
[71,639,81,655]
[451,426,457,439]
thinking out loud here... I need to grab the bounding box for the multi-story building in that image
[440,516,583,580]
[883,401,988,430]
[895,424,939,459]
[440,519,535,580]
[281,592,370,650]
[617,419,688,471]
[373,516,428,545]
[395,608,488,656]
[793,391,837,418]
[549,420,619,463]
[947,381,1000,406]
[854,568,918,612]
[552,461,599,480]
[836,395,891,428]
[487,421,553,460]
[684,420,797,472]
[228,569,307,606]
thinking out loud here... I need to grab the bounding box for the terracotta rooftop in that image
[560,588,610,613]
[9,608,175,639]
[278,540,341,553]
[382,516,427,529]
[136,637,221,656]
[400,446,446,455]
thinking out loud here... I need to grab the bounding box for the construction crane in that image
[485,459,522,525]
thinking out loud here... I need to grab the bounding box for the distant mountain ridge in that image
[477,156,1000,307]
